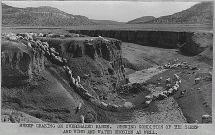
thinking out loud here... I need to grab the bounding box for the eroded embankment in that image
[2,31,212,123]
[1,40,44,86]
[69,30,213,56]
[2,35,127,123]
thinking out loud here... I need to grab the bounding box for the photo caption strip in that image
[7,123,209,134]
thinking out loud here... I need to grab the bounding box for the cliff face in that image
[181,32,213,55]
[69,30,212,55]
[1,41,44,86]
[38,37,126,89]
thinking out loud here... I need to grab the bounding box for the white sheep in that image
[168,88,173,92]
[172,64,178,68]
[27,42,32,48]
[166,84,171,89]
[167,91,172,95]
[174,59,178,63]
[70,74,73,80]
[75,102,82,114]
[68,70,72,75]
[158,93,168,99]
[145,100,151,105]
[152,95,158,101]
[71,77,75,84]
[162,91,169,96]
[145,95,152,101]
[42,42,49,47]
[77,76,81,83]
[175,84,180,88]
[172,85,178,92]
[157,66,163,69]
[166,78,171,84]
[75,79,79,86]
[112,104,119,109]
[180,90,186,96]
[100,102,108,107]
[47,33,54,38]
[78,103,82,110]
[38,33,44,37]
[182,61,188,65]
[17,35,24,39]
[209,72,212,76]
[60,35,65,38]
[66,66,70,71]
[9,36,17,41]
[75,34,80,37]
[195,77,201,84]
[157,77,162,81]
[63,66,66,70]
[173,74,180,81]
[80,115,85,123]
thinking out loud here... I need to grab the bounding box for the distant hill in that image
[2,3,95,26]
[126,16,156,24]
[90,19,125,25]
[145,1,213,24]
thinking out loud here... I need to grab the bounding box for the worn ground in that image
[1,27,213,123]
[122,42,212,123]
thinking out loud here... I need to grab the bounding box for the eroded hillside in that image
[1,30,212,124]
[1,33,130,123]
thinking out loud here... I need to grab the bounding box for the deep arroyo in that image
[1,31,212,124]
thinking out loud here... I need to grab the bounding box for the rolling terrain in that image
[127,16,156,24]
[2,3,95,26]
[145,1,213,24]
[1,28,212,123]
[1,1,213,124]
[2,1,213,27]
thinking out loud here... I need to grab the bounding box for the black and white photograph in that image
[1,0,213,128]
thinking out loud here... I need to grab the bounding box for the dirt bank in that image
[69,30,212,56]
[2,31,212,124]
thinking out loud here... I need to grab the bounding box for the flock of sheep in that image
[144,73,182,105]
[3,32,136,122]
[157,59,194,70]
[2,32,212,123]
[145,61,212,123]
[2,32,80,41]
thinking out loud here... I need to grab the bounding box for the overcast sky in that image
[2,1,199,22]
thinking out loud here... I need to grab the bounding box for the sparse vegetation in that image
[1,1,213,124]
[2,3,95,26]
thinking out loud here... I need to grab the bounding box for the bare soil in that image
[122,42,212,123]
[1,27,212,123]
